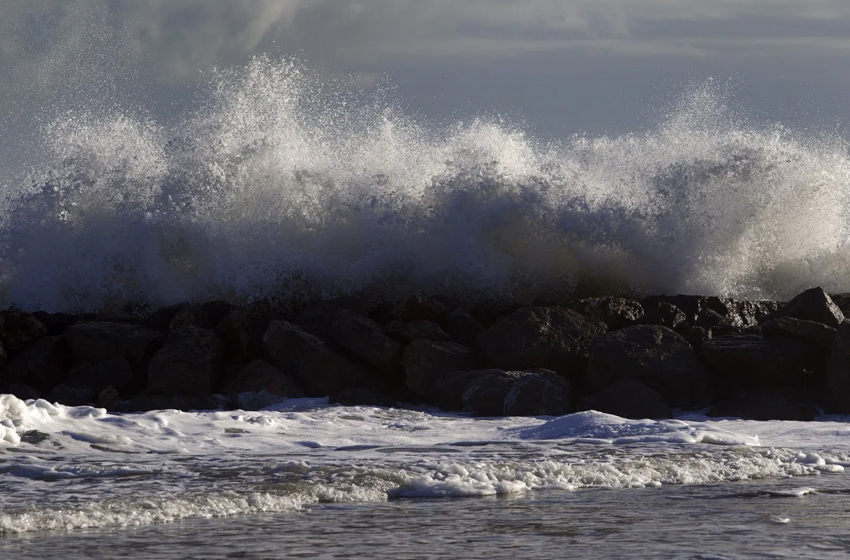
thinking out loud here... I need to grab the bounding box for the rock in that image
[0,336,69,392]
[702,334,825,397]
[397,293,451,323]
[4,383,41,400]
[49,384,96,406]
[762,317,837,349]
[829,293,850,318]
[385,320,451,342]
[146,327,223,395]
[440,310,485,347]
[64,321,163,383]
[222,359,305,399]
[765,287,844,327]
[30,312,92,336]
[0,310,47,351]
[641,296,776,330]
[65,355,134,394]
[118,394,220,412]
[566,297,644,331]
[825,321,850,413]
[641,301,686,330]
[263,320,381,397]
[578,380,671,419]
[295,297,366,339]
[477,307,606,379]
[96,385,121,410]
[328,310,402,376]
[232,391,289,410]
[641,295,726,325]
[215,308,259,365]
[144,301,234,332]
[401,339,477,404]
[462,369,572,417]
[585,325,710,409]
[330,388,396,407]
[708,395,816,421]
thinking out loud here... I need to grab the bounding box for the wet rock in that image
[641,301,687,330]
[825,321,850,413]
[65,355,134,394]
[64,321,163,382]
[578,380,671,419]
[1,336,69,392]
[96,385,121,410]
[397,293,451,323]
[118,394,220,412]
[385,320,451,342]
[762,317,837,349]
[295,297,367,340]
[440,310,485,347]
[330,388,396,408]
[765,287,844,327]
[586,325,710,409]
[477,307,606,379]
[30,312,92,337]
[0,310,47,351]
[49,384,96,406]
[401,339,477,404]
[215,308,259,366]
[566,297,644,331]
[263,320,381,397]
[147,327,223,396]
[144,301,234,333]
[708,394,816,421]
[462,369,572,417]
[829,293,850,318]
[702,334,825,397]
[232,391,289,411]
[223,359,305,399]
[328,310,402,376]
[4,383,41,401]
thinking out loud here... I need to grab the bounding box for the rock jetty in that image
[2,287,850,421]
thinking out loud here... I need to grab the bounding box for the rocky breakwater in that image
[2,288,850,420]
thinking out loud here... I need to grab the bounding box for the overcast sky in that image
[3,0,850,168]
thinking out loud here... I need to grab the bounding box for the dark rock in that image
[96,386,121,410]
[641,301,686,330]
[263,320,381,397]
[566,297,644,331]
[64,322,163,383]
[829,293,850,318]
[330,388,396,407]
[462,369,572,417]
[641,295,725,325]
[708,395,816,421]
[440,310,486,347]
[215,308,259,365]
[65,355,134,394]
[641,296,775,330]
[477,307,606,379]
[295,297,366,340]
[385,320,451,342]
[825,321,850,413]
[30,312,92,336]
[702,334,825,397]
[578,380,671,419]
[726,300,779,329]
[1,336,69,392]
[586,325,711,409]
[0,310,47,351]
[765,287,844,327]
[328,310,402,376]
[118,394,220,412]
[171,301,234,330]
[695,309,737,332]
[762,317,837,349]
[4,383,41,400]
[222,359,305,398]
[49,384,96,406]
[146,327,223,395]
[397,293,451,323]
[675,324,713,349]
[401,339,477,404]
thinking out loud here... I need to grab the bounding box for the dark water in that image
[4,475,849,560]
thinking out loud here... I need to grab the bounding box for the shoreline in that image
[1,287,848,421]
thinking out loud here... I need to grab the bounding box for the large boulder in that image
[215,308,260,365]
[65,355,134,394]
[708,394,816,421]
[328,310,402,376]
[462,369,572,417]
[578,380,671,419]
[641,301,686,330]
[118,394,220,412]
[566,297,644,331]
[641,296,776,330]
[0,336,69,392]
[825,321,850,413]
[585,325,710,409]
[222,359,305,399]
[146,327,223,395]
[401,339,477,405]
[263,320,381,397]
[477,307,605,379]
[765,287,844,327]
[0,310,47,351]
[63,321,163,382]
[385,320,451,342]
[295,297,367,340]
[702,334,825,397]
[439,310,485,347]
[396,293,451,323]
[761,317,837,349]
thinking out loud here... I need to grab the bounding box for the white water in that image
[2,58,850,312]
[0,394,848,535]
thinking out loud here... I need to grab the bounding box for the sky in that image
[2,0,850,168]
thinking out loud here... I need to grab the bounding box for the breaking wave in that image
[3,57,850,312]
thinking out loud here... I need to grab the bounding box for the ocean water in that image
[0,395,849,558]
[2,58,850,313]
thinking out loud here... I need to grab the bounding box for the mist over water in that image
[3,57,850,312]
